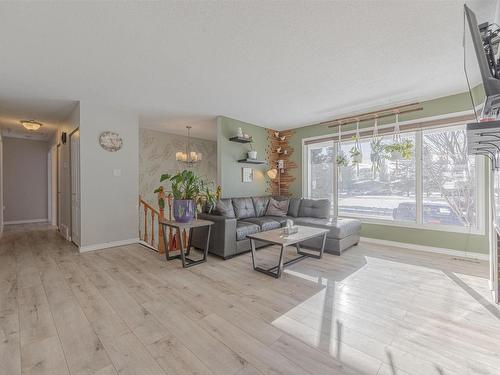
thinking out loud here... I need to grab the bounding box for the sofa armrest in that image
[191,213,237,258]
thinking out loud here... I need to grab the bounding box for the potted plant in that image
[350,146,362,164]
[248,141,257,160]
[154,170,217,223]
[385,139,413,161]
[336,153,349,167]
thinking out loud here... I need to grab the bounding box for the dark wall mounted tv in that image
[464,4,500,98]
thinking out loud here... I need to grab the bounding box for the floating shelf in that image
[229,136,253,143]
[237,159,267,164]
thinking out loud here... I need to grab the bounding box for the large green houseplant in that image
[154,170,217,222]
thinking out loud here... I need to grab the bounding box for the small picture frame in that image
[242,167,253,183]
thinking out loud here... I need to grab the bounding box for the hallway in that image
[0,227,498,375]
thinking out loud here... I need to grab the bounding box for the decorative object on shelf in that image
[247,139,257,160]
[20,120,42,131]
[99,131,123,152]
[237,127,243,138]
[242,167,253,183]
[155,170,217,223]
[176,126,202,166]
[266,129,296,196]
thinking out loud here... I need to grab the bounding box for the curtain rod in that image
[304,113,475,145]
[326,106,423,127]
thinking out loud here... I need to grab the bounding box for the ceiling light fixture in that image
[21,120,42,131]
[176,126,202,166]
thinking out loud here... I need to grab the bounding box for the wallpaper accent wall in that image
[139,128,217,207]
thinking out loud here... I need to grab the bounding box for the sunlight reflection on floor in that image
[270,253,498,375]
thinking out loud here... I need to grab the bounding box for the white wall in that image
[79,101,139,249]
[3,137,48,223]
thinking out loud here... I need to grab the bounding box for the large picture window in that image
[304,124,483,232]
[338,133,416,221]
[422,126,478,228]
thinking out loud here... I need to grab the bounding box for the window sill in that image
[339,214,485,236]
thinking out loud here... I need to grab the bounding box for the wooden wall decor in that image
[266,129,297,197]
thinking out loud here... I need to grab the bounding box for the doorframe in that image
[56,143,61,231]
[69,127,80,247]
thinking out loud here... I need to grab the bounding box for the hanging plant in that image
[336,153,349,167]
[350,145,362,164]
[336,122,349,167]
[384,113,413,161]
[385,139,413,160]
[350,121,363,164]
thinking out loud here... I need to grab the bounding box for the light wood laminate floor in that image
[1,226,499,375]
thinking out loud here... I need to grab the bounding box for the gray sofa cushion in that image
[213,198,236,218]
[235,221,260,241]
[265,198,289,217]
[252,197,270,217]
[232,197,256,219]
[293,217,361,239]
[298,199,330,219]
[241,217,281,231]
[287,198,302,217]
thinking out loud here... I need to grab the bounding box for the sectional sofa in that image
[191,196,361,259]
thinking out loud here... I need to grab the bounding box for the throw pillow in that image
[213,199,236,218]
[265,198,289,217]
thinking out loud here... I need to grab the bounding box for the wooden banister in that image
[139,196,164,254]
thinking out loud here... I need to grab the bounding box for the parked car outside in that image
[393,202,463,225]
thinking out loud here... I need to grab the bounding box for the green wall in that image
[217,116,269,198]
[288,90,490,254]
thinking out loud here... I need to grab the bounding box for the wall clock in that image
[99,131,123,152]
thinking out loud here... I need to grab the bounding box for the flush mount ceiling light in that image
[21,120,42,131]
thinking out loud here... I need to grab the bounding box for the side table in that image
[159,219,213,268]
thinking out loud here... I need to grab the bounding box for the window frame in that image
[303,125,485,235]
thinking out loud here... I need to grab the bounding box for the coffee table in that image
[247,225,329,278]
[159,219,213,268]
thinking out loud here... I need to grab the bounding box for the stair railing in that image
[138,196,165,254]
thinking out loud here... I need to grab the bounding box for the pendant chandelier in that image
[176,126,202,166]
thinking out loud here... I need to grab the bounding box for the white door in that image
[71,129,81,246]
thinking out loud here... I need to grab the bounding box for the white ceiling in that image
[0,1,497,140]
[0,96,78,141]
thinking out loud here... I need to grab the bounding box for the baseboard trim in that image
[360,236,489,261]
[138,240,159,252]
[79,238,140,253]
[5,218,48,225]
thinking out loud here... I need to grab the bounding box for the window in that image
[422,126,478,228]
[338,133,416,221]
[304,124,483,232]
[306,141,334,200]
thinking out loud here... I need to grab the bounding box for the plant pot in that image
[352,154,362,163]
[248,150,257,160]
[390,151,402,161]
[173,199,195,223]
